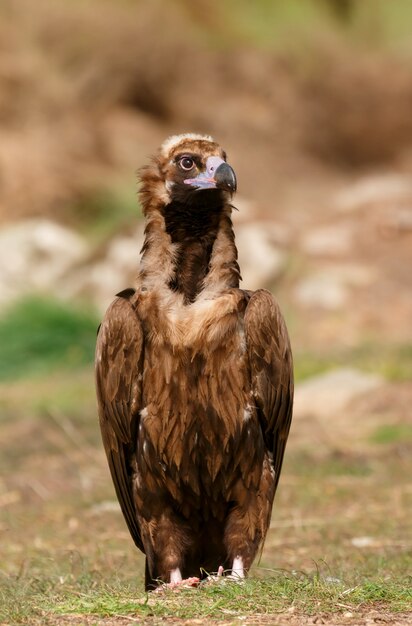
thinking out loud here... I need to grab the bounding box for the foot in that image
[227,556,245,582]
[201,565,225,585]
[152,567,200,592]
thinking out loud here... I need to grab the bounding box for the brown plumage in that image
[95,133,293,590]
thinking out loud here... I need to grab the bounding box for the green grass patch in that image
[209,0,412,53]
[353,0,412,50]
[69,183,142,242]
[294,342,412,382]
[0,296,99,381]
[370,424,412,445]
[2,568,411,624]
[216,0,330,50]
[289,450,372,479]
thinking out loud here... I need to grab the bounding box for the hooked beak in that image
[184,156,237,194]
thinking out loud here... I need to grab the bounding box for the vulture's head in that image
[140,134,237,211]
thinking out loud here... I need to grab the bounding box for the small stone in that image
[351,536,376,548]
[293,368,384,420]
[324,576,342,585]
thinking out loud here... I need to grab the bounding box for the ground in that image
[0,364,411,624]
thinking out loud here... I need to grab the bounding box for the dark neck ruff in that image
[163,191,223,303]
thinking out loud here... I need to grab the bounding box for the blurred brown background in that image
[0,1,411,622]
[1,0,412,339]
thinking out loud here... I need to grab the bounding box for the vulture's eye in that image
[179,157,195,171]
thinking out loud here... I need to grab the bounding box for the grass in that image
[69,183,142,243]
[1,565,411,624]
[0,294,411,623]
[370,424,412,445]
[353,0,412,50]
[294,342,412,382]
[215,0,330,50]
[1,294,410,387]
[288,449,372,478]
[0,384,410,624]
[46,573,412,618]
[0,296,99,382]
[214,0,412,53]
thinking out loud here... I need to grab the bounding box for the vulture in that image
[95,134,293,590]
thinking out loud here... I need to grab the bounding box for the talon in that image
[181,576,200,588]
[201,566,226,586]
[154,576,200,592]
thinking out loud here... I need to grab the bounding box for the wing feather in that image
[95,292,144,551]
[244,289,294,492]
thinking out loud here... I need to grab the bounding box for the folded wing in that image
[95,291,144,551]
[244,289,294,493]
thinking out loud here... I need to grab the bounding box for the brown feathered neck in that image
[137,162,240,304]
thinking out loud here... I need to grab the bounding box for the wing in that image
[95,289,144,551]
[244,289,294,493]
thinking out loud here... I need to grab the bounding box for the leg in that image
[154,566,200,592]
[170,568,183,584]
[223,502,261,576]
[230,555,245,579]
[139,505,199,590]
[224,456,275,577]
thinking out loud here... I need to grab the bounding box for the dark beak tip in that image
[214,162,237,194]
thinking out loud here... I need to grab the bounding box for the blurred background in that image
[0,0,411,619]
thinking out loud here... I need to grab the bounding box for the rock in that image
[294,263,376,310]
[301,225,353,256]
[379,206,412,236]
[236,222,287,290]
[295,273,348,309]
[0,219,87,308]
[61,224,144,313]
[351,536,377,548]
[335,173,412,212]
[293,368,384,420]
